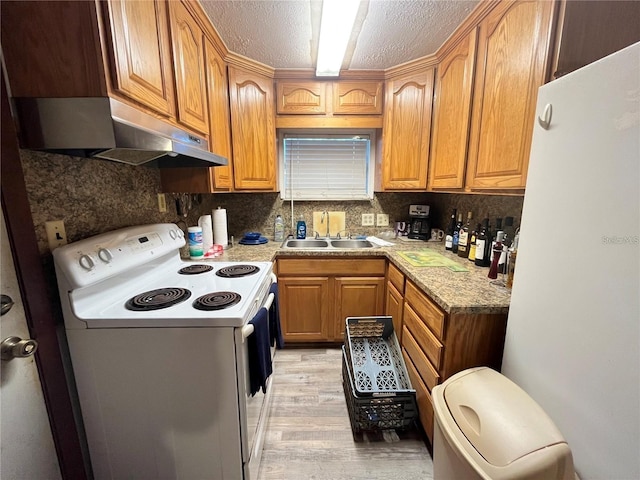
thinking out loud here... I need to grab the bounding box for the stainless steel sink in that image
[281,238,374,249]
[330,239,373,248]
[283,239,329,248]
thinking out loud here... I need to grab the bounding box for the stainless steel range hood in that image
[13,97,228,168]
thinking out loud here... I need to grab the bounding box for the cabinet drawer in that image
[402,326,439,391]
[403,303,443,370]
[403,348,434,442]
[277,258,386,276]
[387,262,405,294]
[405,281,445,340]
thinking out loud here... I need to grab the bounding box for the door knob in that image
[1,336,38,360]
[1,294,14,316]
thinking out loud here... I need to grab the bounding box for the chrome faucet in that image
[321,210,330,238]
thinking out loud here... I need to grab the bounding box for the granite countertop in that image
[195,238,511,315]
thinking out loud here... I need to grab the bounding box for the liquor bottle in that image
[444,209,457,250]
[468,223,481,261]
[474,219,490,267]
[488,231,505,279]
[489,218,503,262]
[457,211,473,257]
[506,230,520,289]
[451,213,463,253]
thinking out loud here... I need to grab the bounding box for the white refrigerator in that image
[501,42,640,480]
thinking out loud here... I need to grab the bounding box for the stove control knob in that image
[176,229,184,239]
[79,254,95,271]
[98,248,113,263]
[169,230,177,240]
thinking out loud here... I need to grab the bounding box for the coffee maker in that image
[408,204,430,240]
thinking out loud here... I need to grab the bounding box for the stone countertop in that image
[194,238,511,315]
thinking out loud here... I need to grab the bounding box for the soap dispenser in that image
[296,214,306,239]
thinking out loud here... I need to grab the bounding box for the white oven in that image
[53,223,277,480]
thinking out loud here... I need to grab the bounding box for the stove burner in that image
[125,288,191,311]
[178,265,214,275]
[215,265,260,278]
[193,291,241,311]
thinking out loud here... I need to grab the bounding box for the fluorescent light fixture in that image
[316,0,361,77]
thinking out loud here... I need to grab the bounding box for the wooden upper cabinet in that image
[277,81,327,114]
[332,81,383,114]
[168,0,209,135]
[381,68,435,190]
[228,66,276,191]
[205,39,233,190]
[105,0,175,116]
[428,30,478,190]
[466,0,554,191]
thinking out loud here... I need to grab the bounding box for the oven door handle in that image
[241,292,275,342]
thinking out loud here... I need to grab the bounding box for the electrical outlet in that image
[157,193,167,212]
[376,214,389,227]
[45,220,67,250]
[361,213,375,226]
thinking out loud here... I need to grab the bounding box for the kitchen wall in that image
[21,150,523,255]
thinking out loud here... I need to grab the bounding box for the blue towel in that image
[248,307,272,396]
[268,283,284,349]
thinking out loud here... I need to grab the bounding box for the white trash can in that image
[432,367,576,480]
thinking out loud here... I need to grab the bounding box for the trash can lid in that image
[442,367,567,467]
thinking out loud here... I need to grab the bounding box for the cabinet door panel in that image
[279,277,331,342]
[429,30,477,190]
[332,81,383,114]
[107,0,174,115]
[403,348,435,443]
[466,0,554,190]
[205,40,233,190]
[277,81,327,114]
[385,281,404,343]
[382,69,434,190]
[169,0,209,134]
[228,67,276,190]
[335,277,385,341]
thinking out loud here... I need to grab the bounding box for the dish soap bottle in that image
[274,214,285,242]
[296,214,306,239]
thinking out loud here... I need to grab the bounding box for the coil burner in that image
[178,265,214,275]
[193,291,241,311]
[215,265,260,278]
[125,288,192,311]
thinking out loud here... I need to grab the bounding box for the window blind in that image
[282,135,371,200]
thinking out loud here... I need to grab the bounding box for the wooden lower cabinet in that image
[385,262,406,342]
[391,273,507,445]
[279,277,331,342]
[277,258,385,343]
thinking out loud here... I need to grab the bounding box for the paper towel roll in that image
[198,215,213,254]
[212,207,228,249]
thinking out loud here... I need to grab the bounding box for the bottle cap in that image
[496,231,505,242]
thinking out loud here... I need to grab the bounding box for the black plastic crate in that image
[342,346,417,435]
[341,317,418,436]
[344,317,414,397]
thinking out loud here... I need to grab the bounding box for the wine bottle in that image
[468,223,481,261]
[489,218,503,262]
[488,231,505,279]
[452,213,463,253]
[444,209,457,250]
[457,211,473,257]
[474,219,490,267]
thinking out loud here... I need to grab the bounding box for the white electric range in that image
[53,223,276,480]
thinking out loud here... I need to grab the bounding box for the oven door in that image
[236,277,276,480]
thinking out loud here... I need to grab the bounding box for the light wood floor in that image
[257,347,434,480]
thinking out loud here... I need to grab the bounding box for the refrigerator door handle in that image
[537,103,553,129]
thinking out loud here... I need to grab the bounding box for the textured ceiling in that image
[200,0,479,71]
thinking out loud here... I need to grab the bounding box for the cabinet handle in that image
[537,103,553,130]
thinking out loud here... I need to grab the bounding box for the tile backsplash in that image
[20,150,524,255]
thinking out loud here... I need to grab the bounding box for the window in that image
[280,132,374,200]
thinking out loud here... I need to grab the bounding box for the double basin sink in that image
[282,238,374,249]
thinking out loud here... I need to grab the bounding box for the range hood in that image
[13,97,228,168]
